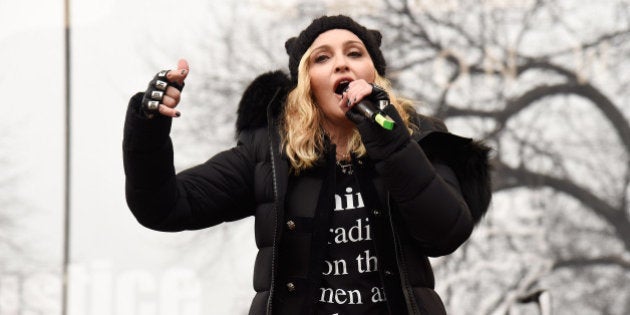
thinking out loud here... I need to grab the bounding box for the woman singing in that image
[123,15,492,315]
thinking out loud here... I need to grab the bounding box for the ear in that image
[285,37,297,54]
[370,30,382,47]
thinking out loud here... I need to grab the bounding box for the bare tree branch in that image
[553,255,630,270]
[494,160,630,251]
[442,81,630,152]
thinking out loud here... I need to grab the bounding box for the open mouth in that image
[334,80,352,95]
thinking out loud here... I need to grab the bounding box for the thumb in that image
[177,58,189,72]
[167,58,189,84]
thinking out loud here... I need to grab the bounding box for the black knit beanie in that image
[285,15,386,84]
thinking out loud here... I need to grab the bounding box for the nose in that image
[334,57,349,72]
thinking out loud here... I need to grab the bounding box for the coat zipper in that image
[265,88,283,315]
[387,191,424,315]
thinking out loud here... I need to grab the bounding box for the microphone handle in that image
[353,101,378,119]
[352,100,395,130]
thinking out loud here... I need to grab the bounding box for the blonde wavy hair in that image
[281,47,416,172]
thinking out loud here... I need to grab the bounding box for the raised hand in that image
[141,59,189,118]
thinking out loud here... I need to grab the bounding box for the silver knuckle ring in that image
[147,100,160,111]
[155,80,168,91]
[151,91,164,100]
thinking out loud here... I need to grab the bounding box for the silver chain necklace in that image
[336,160,353,175]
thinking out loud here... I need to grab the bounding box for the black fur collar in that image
[236,70,292,133]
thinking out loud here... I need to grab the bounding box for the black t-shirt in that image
[314,163,388,314]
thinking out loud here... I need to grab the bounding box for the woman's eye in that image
[314,55,329,63]
[348,51,363,58]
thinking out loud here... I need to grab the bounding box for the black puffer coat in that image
[123,71,492,314]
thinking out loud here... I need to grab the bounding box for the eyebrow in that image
[311,40,366,53]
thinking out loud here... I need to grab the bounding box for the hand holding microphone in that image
[338,80,411,161]
[336,80,395,130]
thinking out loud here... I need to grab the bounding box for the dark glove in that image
[345,83,390,124]
[140,70,185,118]
[346,85,410,161]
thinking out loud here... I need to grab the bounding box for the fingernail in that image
[181,69,187,75]
[175,111,181,117]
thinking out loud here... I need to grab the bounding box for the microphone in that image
[335,82,395,130]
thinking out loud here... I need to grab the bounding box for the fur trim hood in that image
[235,71,492,223]
[236,71,292,133]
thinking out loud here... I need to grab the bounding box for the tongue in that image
[335,81,350,95]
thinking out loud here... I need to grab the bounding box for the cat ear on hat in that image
[369,30,382,47]
[285,37,297,54]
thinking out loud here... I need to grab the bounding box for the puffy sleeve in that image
[123,92,256,232]
[376,113,492,256]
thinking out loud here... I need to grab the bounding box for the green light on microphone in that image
[375,113,395,130]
